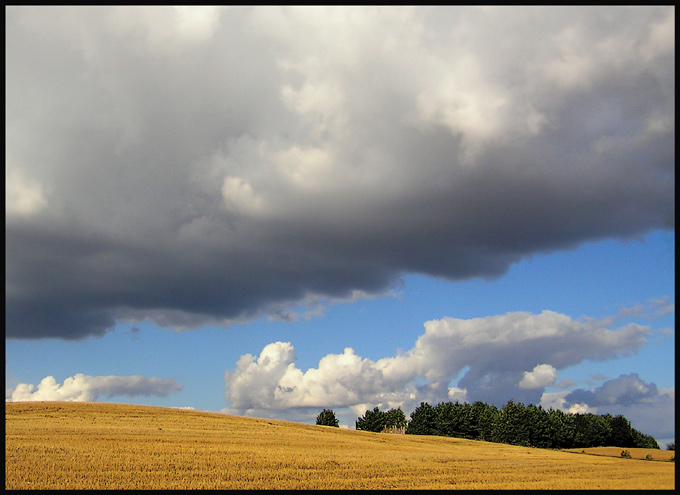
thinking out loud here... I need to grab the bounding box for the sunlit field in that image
[6,402,674,490]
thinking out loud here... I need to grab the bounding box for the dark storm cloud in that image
[6,7,675,339]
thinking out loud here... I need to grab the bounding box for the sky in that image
[5,6,675,447]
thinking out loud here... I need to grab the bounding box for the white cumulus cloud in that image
[224,308,653,417]
[519,364,558,389]
[8,374,182,402]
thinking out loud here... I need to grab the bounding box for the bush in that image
[620,450,631,459]
[666,442,675,451]
[316,409,339,427]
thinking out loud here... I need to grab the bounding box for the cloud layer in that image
[6,7,675,339]
[8,374,182,402]
[223,307,673,440]
[223,309,654,416]
[564,373,661,407]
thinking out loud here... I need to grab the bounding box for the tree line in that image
[317,400,659,450]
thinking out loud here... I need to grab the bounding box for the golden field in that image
[5,402,675,490]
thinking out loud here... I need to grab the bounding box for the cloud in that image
[615,388,675,442]
[564,373,660,407]
[519,364,558,389]
[5,170,48,217]
[224,308,654,416]
[224,343,419,417]
[8,374,182,402]
[543,376,675,443]
[221,176,268,216]
[382,310,652,406]
[6,6,674,339]
[608,296,676,324]
[223,310,673,442]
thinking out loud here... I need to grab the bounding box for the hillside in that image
[5,402,674,490]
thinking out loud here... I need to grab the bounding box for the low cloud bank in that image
[7,374,182,402]
[223,307,671,431]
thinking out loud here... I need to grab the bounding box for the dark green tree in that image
[590,414,614,447]
[356,406,386,432]
[573,413,612,448]
[632,429,659,449]
[606,414,636,448]
[436,401,474,439]
[384,407,407,430]
[572,413,590,448]
[405,402,439,436]
[400,399,659,452]
[526,404,552,449]
[491,400,531,447]
[470,401,498,441]
[455,402,478,439]
[546,408,576,449]
[316,408,339,427]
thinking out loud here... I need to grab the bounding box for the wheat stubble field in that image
[5,402,675,490]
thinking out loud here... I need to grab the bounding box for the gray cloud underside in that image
[6,7,674,339]
[565,372,661,407]
[561,374,675,440]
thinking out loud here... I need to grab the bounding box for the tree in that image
[400,399,660,452]
[356,406,386,432]
[526,404,552,449]
[491,400,531,447]
[384,408,407,430]
[606,414,636,448]
[435,401,472,439]
[470,401,498,441]
[546,408,576,449]
[631,429,659,449]
[316,409,339,427]
[406,402,439,436]
[573,413,612,448]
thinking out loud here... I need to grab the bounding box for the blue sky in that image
[6,230,674,445]
[5,6,675,448]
